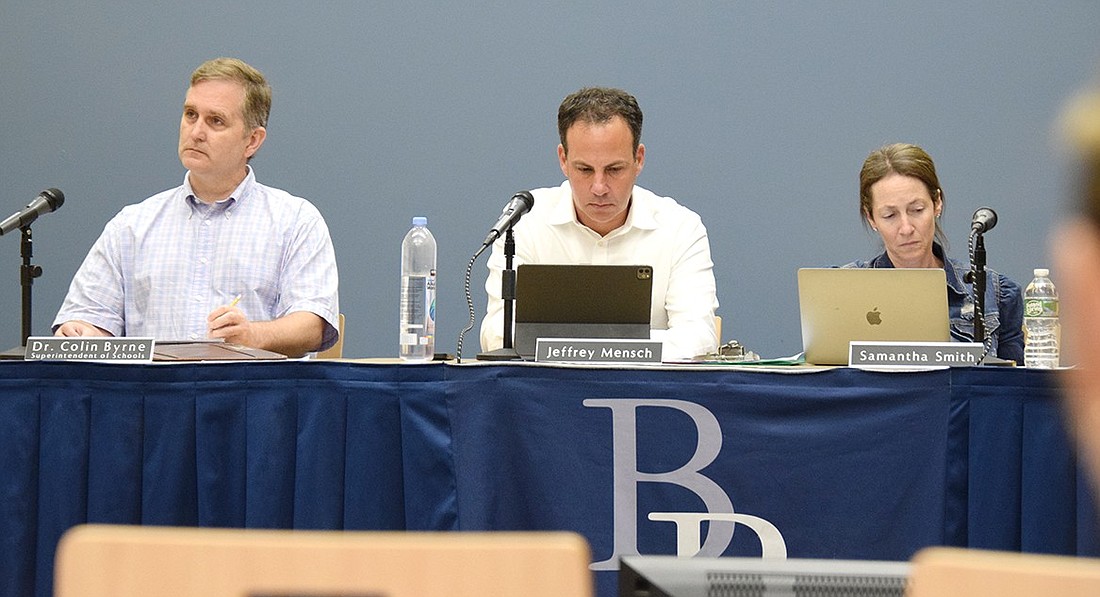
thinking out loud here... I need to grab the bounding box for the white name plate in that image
[25,337,155,361]
[535,338,663,364]
[849,341,984,368]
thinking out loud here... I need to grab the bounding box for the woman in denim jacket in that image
[845,143,1024,364]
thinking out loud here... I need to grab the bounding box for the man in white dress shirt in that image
[480,87,718,360]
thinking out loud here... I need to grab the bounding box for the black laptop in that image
[513,264,653,359]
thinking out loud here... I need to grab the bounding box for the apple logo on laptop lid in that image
[866,307,882,325]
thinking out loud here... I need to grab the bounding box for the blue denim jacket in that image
[844,244,1024,364]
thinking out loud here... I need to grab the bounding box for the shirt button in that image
[199,257,208,264]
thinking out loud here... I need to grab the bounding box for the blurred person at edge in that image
[1054,82,1100,498]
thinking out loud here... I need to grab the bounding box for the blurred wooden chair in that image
[907,547,1100,597]
[55,524,594,597]
[316,313,345,359]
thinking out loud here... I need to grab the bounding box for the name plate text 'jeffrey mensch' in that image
[536,338,663,364]
[849,341,984,368]
[25,337,154,361]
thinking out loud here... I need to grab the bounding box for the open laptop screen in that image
[513,264,653,359]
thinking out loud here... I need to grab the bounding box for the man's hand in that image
[207,303,263,347]
[207,302,325,357]
[54,320,111,337]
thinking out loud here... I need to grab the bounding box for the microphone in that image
[0,188,65,236]
[482,191,535,246]
[970,206,997,233]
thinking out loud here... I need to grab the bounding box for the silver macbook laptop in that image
[797,268,950,365]
[513,264,653,359]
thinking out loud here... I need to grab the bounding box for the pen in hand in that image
[213,295,242,324]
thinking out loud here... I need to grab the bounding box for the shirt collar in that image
[935,243,968,296]
[549,180,657,235]
[182,165,255,208]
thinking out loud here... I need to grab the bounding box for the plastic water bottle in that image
[399,217,436,360]
[1023,268,1059,369]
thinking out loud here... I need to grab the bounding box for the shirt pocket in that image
[212,246,282,312]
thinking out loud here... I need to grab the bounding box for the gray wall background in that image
[3,2,1099,359]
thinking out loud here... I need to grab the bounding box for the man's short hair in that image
[190,57,272,131]
[557,87,643,153]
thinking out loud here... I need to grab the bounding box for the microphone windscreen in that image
[42,188,65,211]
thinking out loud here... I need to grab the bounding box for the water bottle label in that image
[425,270,436,334]
[1024,298,1058,318]
[400,273,436,351]
[401,276,429,323]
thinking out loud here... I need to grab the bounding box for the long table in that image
[2,361,1096,597]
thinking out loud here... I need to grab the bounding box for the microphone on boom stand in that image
[455,191,535,362]
[0,188,66,358]
[965,206,1012,366]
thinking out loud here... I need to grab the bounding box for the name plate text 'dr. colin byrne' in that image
[25,337,154,362]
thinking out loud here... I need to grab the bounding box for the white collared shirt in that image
[480,181,718,360]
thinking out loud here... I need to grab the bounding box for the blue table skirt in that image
[1,361,1095,597]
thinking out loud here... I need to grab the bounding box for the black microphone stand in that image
[19,225,42,346]
[477,227,522,361]
[966,229,1013,366]
[0,225,43,357]
[968,232,987,346]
